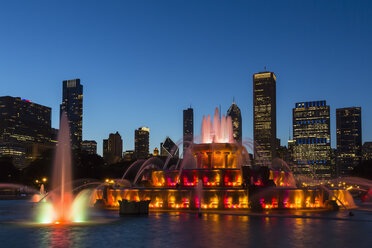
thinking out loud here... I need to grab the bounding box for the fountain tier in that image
[95,108,354,211]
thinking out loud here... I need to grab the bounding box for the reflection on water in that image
[38,227,72,248]
[1,201,372,248]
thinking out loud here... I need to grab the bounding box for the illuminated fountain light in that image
[201,108,234,144]
[35,113,90,224]
[94,108,356,211]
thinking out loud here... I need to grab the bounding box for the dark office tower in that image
[160,137,179,157]
[336,107,362,176]
[0,96,52,144]
[0,96,54,168]
[292,101,331,179]
[183,108,193,154]
[82,140,97,155]
[253,72,277,165]
[227,99,242,144]
[135,127,150,159]
[60,79,83,150]
[103,132,123,164]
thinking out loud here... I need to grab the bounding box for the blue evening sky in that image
[0,0,371,155]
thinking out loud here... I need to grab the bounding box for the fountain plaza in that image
[95,108,357,212]
[0,109,372,248]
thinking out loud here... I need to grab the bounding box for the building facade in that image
[227,100,242,144]
[60,79,83,150]
[362,142,372,161]
[0,96,55,168]
[103,132,122,164]
[160,137,179,157]
[0,96,53,144]
[135,127,150,159]
[253,72,277,165]
[336,107,362,176]
[82,140,97,155]
[292,100,331,179]
[183,108,194,154]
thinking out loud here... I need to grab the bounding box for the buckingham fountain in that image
[95,108,355,212]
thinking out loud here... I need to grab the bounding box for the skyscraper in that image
[0,96,55,168]
[292,100,331,179]
[60,79,83,150]
[227,99,242,144]
[253,72,277,165]
[103,132,123,164]
[336,107,362,176]
[135,127,150,159]
[0,96,53,144]
[183,107,193,154]
[160,137,179,157]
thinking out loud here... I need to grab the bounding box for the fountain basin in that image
[119,199,151,215]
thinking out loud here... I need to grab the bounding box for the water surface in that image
[1,200,371,248]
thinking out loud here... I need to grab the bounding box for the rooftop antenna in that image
[233,97,235,104]
[264,66,267,71]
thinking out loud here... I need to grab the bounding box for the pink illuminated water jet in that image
[36,112,89,224]
[201,108,234,144]
[50,112,73,222]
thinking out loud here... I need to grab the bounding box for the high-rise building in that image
[227,99,242,144]
[60,79,83,150]
[0,96,55,168]
[362,142,372,161]
[183,108,193,154]
[82,140,97,155]
[135,127,150,159]
[0,96,53,144]
[253,72,277,165]
[103,132,123,164]
[336,107,362,176]
[160,137,179,157]
[292,100,331,179]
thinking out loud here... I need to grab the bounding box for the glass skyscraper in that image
[336,107,362,176]
[292,100,331,179]
[0,96,55,168]
[160,137,179,157]
[135,127,150,159]
[0,96,53,144]
[253,72,277,165]
[60,79,83,150]
[183,107,193,154]
[227,100,242,144]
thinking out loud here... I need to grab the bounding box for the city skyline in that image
[1,1,371,155]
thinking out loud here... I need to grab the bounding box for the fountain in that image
[35,113,90,224]
[95,108,356,211]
